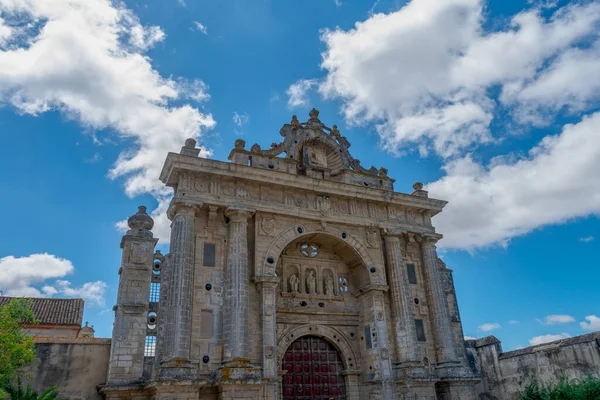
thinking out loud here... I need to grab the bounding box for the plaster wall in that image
[471,332,600,400]
[24,338,111,400]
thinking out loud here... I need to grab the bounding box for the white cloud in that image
[428,112,600,249]
[319,0,600,158]
[536,314,576,325]
[580,236,595,243]
[232,111,250,134]
[464,336,477,340]
[332,0,342,6]
[193,21,208,35]
[0,254,107,306]
[478,323,501,332]
[286,79,318,108]
[509,320,518,324]
[580,315,600,331]
[529,332,571,345]
[0,0,215,243]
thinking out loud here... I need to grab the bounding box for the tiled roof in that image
[0,297,84,326]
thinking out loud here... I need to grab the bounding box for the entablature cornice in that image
[160,153,446,213]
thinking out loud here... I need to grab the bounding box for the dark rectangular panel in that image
[407,263,417,284]
[364,326,372,349]
[415,319,426,342]
[203,242,216,267]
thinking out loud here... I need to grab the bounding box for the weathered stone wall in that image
[470,332,600,400]
[24,338,111,400]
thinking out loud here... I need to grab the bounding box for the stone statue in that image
[325,276,334,296]
[289,274,299,294]
[306,271,316,294]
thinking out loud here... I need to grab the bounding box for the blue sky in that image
[0,0,598,351]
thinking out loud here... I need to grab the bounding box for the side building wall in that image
[468,331,600,400]
[23,338,111,400]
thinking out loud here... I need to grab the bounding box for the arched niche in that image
[260,224,376,290]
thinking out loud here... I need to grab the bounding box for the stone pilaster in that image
[382,231,420,368]
[158,200,199,376]
[255,276,280,383]
[108,206,157,384]
[355,285,396,400]
[223,208,254,364]
[420,234,458,368]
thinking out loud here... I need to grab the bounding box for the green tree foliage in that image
[521,377,600,400]
[3,381,57,400]
[0,299,37,391]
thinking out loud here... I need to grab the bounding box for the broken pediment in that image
[228,108,395,190]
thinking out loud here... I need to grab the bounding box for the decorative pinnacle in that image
[413,182,424,191]
[126,205,154,237]
[184,138,197,148]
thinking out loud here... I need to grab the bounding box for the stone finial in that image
[306,108,323,128]
[411,182,428,198]
[291,115,301,127]
[78,321,95,338]
[126,205,154,237]
[331,125,340,137]
[378,167,388,177]
[234,138,246,149]
[180,137,201,156]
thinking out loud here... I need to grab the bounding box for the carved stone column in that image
[420,234,458,367]
[223,208,254,363]
[158,201,199,376]
[382,231,419,367]
[256,276,279,399]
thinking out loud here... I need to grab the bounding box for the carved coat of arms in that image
[129,242,149,264]
[366,229,379,248]
[260,216,275,236]
[316,195,330,215]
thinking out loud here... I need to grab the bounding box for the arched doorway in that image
[282,335,347,400]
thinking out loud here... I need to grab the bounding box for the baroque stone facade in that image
[101,110,481,399]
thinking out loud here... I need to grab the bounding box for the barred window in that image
[144,336,156,357]
[149,282,160,302]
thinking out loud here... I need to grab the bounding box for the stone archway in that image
[276,325,361,400]
[281,335,346,400]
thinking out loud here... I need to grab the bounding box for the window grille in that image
[144,336,156,356]
[149,282,160,302]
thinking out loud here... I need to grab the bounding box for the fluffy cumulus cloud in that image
[0,0,215,242]
[428,113,600,248]
[529,332,571,345]
[320,0,600,157]
[318,0,600,249]
[287,79,318,108]
[580,315,600,331]
[0,254,107,306]
[478,322,500,332]
[536,314,576,325]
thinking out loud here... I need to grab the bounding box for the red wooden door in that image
[282,335,347,400]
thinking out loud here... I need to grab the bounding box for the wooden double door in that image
[282,335,347,400]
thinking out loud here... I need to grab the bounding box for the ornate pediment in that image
[228,108,395,190]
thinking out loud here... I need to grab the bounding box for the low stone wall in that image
[23,337,111,400]
[468,331,600,400]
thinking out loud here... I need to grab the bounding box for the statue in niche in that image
[306,271,316,294]
[289,274,299,294]
[325,276,334,296]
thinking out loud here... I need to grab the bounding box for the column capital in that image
[225,207,255,221]
[417,233,443,247]
[380,228,408,238]
[253,275,280,289]
[167,198,202,220]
